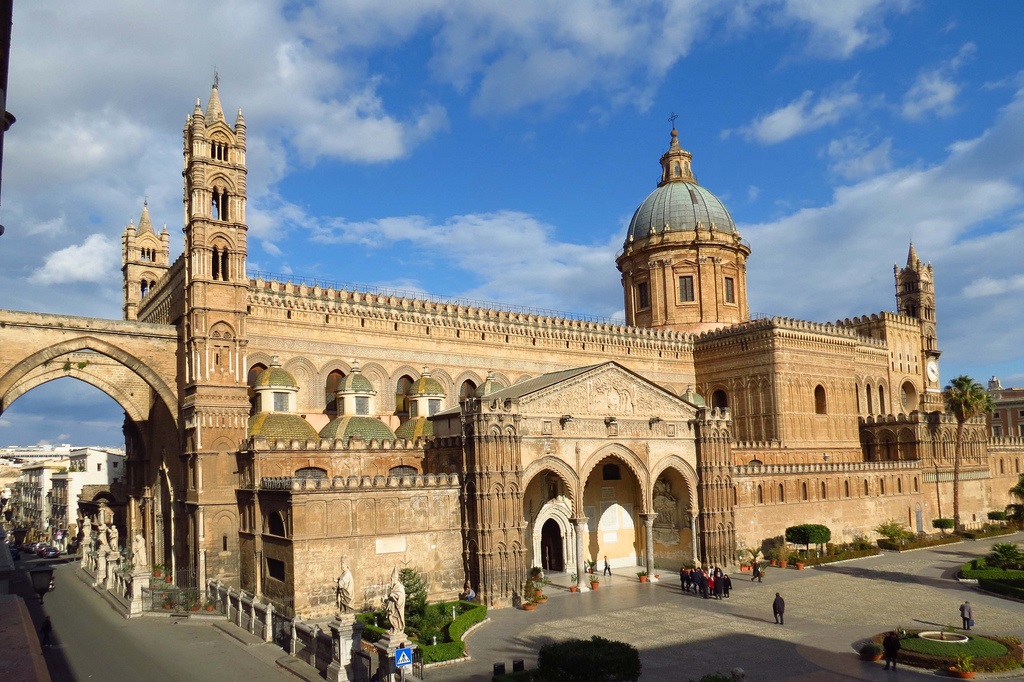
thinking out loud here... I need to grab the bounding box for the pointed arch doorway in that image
[540,519,565,572]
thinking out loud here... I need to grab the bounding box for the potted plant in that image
[205,600,216,612]
[152,563,164,578]
[569,573,579,593]
[948,655,975,679]
[521,600,537,611]
[858,642,883,662]
[585,559,597,574]
[589,575,600,590]
[530,566,544,580]
[637,570,648,583]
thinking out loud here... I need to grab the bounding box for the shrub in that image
[960,525,1016,540]
[859,642,883,656]
[932,518,954,532]
[536,636,641,681]
[878,534,959,551]
[988,542,1024,570]
[978,577,1024,600]
[399,568,429,631]
[874,519,914,543]
[988,510,1008,521]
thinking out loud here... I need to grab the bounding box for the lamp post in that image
[29,565,54,603]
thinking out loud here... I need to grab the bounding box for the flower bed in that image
[959,558,1024,581]
[800,547,880,566]
[357,600,486,664]
[959,526,1017,540]
[869,631,1023,672]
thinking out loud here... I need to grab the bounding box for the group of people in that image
[679,566,733,599]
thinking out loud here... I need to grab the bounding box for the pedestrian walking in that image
[959,601,973,630]
[772,592,785,625]
[679,566,688,593]
[713,574,724,599]
[603,556,611,576]
[722,573,732,598]
[40,616,53,647]
[882,631,901,670]
[751,560,762,582]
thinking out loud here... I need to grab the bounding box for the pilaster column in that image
[572,516,588,591]
[689,512,699,567]
[640,513,657,576]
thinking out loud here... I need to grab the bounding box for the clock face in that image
[926,359,939,382]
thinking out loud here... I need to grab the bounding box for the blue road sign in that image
[395,647,413,668]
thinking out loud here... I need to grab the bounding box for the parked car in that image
[36,544,52,557]
[42,546,60,558]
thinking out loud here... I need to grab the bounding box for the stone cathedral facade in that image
[106,83,1023,616]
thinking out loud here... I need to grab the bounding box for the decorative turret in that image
[121,200,170,321]
[248,357,318,440]
[396,367,446,441]
[616,125,750,333]
[894,242,942,409]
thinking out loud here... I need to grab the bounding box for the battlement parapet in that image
[734,459,919,477]
[259,472,459,491]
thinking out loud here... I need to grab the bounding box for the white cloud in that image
[28,235,120,285]
[778,0,912,58]
[728,82,861,144]
[826,135,892,180]
[962,274,1024,299]
[901,43,976,121]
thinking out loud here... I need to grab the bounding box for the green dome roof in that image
[248,413,318,440]
[395,417,433,441]
[338,371,374,394]
[680,385,706,407]
[475,372,502,398]
[319,416,396,443]
[254,358,297,388]
[627,182,736,241]
[409,374,445,396]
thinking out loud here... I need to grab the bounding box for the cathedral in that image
[85,82,1019,615]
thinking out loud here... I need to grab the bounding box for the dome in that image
[254,357,297,389]
[248,413,318,440]
[409,373,445,396]
[395,417,433,441]
[625,128,737,243]
[475,371,502,398]
[626,182,736,242]
[319,416,396,443]
[680,385,706,407]
[338,371,374,394]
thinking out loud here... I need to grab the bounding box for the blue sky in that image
[1,1,1023,448]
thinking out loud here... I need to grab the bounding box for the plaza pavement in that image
[429,533,1024,681]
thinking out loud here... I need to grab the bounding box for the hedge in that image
[978,578,1024,600]
[356,600,487,663]
[959,558,1024,581]
[960,526,1016,540]
[800,547,880,565]
[877,535,960,551]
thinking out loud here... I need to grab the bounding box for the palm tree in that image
[1009,474,1024,526]
[942,375,994,531]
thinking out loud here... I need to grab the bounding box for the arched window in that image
[211,244,229,281]
[295,467,327,479]
[819,481,826,499]
[389,465,418,478]
[211,187,229,221]
[247,363,267,414]
[325,369,345,414]
[897,478,903,493]
[778,483,784,502]
[866,385,874,414]
[879,478,886,495]
[864,479,869,496]
[914,477,920,492]
[855,384,861,414]
[711,390,728,409]
[395,375,414,417]
[878,385,886,413]
[460,380,477,402]
[814,385,827,414]
[757,485,764,504]
[844,480,850,498]
[267,511,286,536]
[602,463,622,480]
[801,482,808,501]
[999,459,1005,474]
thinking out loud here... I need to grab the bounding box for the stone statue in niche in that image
[336,556,354,615]
[652,478,681,547]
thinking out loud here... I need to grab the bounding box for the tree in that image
[398,568,428,632]
[874,518,913,543]
[1008,474,1024,526]
[942,376,994,531]
[785,524,832,556]
[932,518,954,535]
[988,542,1024,570]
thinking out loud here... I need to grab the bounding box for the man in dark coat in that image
[751,561,762,582]
[700,570,709,599]
[722,573,732,598]
[882,631,901,670]
[680,567,689,593]
[959,601,973,630]
[773,593,785,624]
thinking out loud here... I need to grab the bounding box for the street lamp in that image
[29,565,54,603]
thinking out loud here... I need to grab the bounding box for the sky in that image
[1,0,1023,448]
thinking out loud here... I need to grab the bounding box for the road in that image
[17,555,295,682]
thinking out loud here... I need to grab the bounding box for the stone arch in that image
[0,335,178,428]
[649,456,699,514]
[581,443,650,513]
[522,457,580,509]
[282,356,318,410]
[529,496,576,574]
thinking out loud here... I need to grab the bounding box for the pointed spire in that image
[235,107,245,126]
[658,121,695,187]
[193,98,203,118]
[137,200,154,235]
[906,242,918,267]
[205,75,225,122]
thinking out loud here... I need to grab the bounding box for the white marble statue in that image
[132,532,148,566]
[108,524,119,552]
[96,522,109,551]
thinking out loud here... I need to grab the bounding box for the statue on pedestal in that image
[336,557,354,615]
[96,522,109,551]
[81,516,92,544]
[108,524,119,552]
[132,532,148,567]
[384,567,406,633]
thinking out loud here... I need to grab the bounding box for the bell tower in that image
[180,76,250,585]
[895,243,942,410]
[121,201,170,321]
